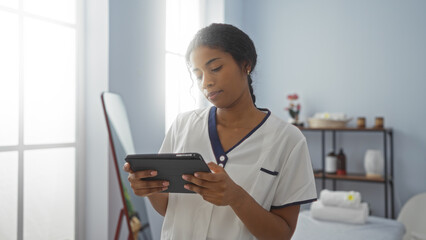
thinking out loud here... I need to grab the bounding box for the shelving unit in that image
[300,127,395,218]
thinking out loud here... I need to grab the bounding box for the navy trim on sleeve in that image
[270,198,317,209]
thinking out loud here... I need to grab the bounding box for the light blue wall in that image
[230,0,426,217]
[109,0,166,239]
[224,0,243,27]
[109,0,166,154]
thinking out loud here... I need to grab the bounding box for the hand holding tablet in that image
[125,153,211,193]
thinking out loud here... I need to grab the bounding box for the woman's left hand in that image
[182,162,242,206]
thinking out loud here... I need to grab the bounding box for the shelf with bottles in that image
[300,127,395,218]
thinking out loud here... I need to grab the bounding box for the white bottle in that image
[325,151,337,174]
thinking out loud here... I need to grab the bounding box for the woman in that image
[124,23,317,240]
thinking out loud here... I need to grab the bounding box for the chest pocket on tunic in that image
[251,167,279,209]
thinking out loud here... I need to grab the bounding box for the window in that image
[0,1,79,239]
[165,0,207,131]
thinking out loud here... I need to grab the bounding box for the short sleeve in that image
[158,117,178,153]
[271,138,317,209]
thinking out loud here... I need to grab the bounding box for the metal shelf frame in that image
[300,127,395,218]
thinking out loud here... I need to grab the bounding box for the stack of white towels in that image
[311,189,369,224]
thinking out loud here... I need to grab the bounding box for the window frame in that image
[0,0,83,239]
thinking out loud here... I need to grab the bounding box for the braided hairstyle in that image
[185,23,258,105]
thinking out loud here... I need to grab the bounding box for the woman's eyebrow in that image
[191,57,221,72]
[205,57,221,66]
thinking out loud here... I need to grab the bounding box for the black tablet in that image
[125,153,211,193]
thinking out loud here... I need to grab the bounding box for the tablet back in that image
[125,153,210,193]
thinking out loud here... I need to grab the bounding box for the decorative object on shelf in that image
[357,117,366,128]
[325,151,337,174]
[285,93,303,126]
[336,148,347,175]
[364,149,384,177]
[374,117,384,129]
[308,112,352,128]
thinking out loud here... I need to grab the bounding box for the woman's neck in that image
[216,100,265,129]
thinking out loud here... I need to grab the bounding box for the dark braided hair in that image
[185,23,258,105]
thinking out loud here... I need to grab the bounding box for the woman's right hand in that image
[123,162,169,197]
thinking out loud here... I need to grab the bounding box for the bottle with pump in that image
[336,148,347,175]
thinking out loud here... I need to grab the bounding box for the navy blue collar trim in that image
[208,107,227,166]
[208,106,271,167]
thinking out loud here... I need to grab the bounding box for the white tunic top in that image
[159,107,317,240]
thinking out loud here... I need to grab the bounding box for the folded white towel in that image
[310,201,369,224]
[320,189,361,209]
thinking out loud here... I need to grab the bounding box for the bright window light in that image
[0,11,19,146]
[0,151,18,240]
[165,0,207,131]
[24,148,75,240]
[0,0,18,8]
[23,0,75,24]
[0,1,78,238]
[23,17,76,145]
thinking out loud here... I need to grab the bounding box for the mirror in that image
[101,92,152,240]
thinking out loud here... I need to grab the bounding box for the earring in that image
[247,70,250,75]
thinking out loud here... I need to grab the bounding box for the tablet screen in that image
[125,153,211,193]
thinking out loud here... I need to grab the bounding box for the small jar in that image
[357,117,366,128]
[374,117,384,128]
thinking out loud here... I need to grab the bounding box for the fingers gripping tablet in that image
[125,153,211,193]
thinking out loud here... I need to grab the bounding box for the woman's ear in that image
[242,62,251,74]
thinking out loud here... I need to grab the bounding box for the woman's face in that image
[189,46,251,109]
